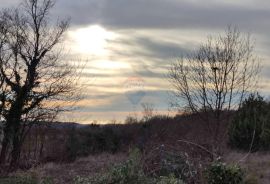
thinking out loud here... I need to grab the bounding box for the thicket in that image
[63,125,130,162]
[63,115,173,162]
[229,94,270,151]
[74,149,185,184]
[205,162,244,184]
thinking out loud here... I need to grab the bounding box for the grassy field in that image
[1,113,270,183]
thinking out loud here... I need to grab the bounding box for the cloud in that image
[2,0,270,122]
[45,0,270,34]
[78,89,171,113]
[0,0,21,8]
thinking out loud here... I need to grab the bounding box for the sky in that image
[1,0,270,123]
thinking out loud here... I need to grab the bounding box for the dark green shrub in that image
[105,149,146,184]
[64,125,123,159]
[83,126,121,154]
[229,94,270,151]
[205,162,244,184]
[259,127,270,150]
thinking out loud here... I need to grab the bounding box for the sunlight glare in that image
[69,25,117,56]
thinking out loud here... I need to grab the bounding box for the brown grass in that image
[4,113,270,183]
[28,153,127,184]
[225,151,270,184]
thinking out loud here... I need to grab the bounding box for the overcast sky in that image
[1,0,270,123]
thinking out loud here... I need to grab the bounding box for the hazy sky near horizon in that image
[1,0,270,123]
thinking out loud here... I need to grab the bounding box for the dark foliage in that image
[229,94,270,151]
[64,127,80,162]
[205,162,244,184]
[18,112,230,167]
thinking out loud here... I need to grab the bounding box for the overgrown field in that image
[2,96,270,183]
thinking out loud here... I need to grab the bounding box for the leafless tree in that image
[0,0,79,169]
[168,27,260,150]
[141,103,155,121]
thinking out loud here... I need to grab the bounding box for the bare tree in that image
[0,0,79,169]
[168,27,260,149]
[141,103,155,121]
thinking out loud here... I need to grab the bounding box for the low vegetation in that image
[2,95,270,183]
[205,162,244,184]
[74,149,185,184]
[229,94,270,151]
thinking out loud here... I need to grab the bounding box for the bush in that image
[205,162,244,184]
[159,151,196,182]
[63,125,123,161]
[74,148,185,184]
[229,94,270,151]
[74,149,147,184]
[82,126,121,154]
[143,146,199,183]
[103,148,146,184]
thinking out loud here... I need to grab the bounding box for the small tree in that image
[229,94,270,151]
[168,27,260,149]
[0,0,79,168]
[141,103,155,122]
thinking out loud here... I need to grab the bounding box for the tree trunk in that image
[0,123,13,165]
[9,121,22,170]
[0,136,9,165]
[1,99,24,169]
[9,136,21,170]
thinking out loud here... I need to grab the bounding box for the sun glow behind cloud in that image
[54,0,270,124]
[69,25,118,56]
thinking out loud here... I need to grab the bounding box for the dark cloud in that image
[2,0,270,58]
[3,0,270,32]
[107,35,192,67]
[45,0,270,34]
[101,0,268,30]
[134,37,191,59]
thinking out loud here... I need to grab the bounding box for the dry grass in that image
[4,113,270,183]
[29,153,127,184]
[224,151,270,184]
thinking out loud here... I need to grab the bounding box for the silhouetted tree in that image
[169,27,260,151]
[141,103,155,122]
[0,0,78,169]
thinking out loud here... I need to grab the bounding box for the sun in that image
[69,25,117,56]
